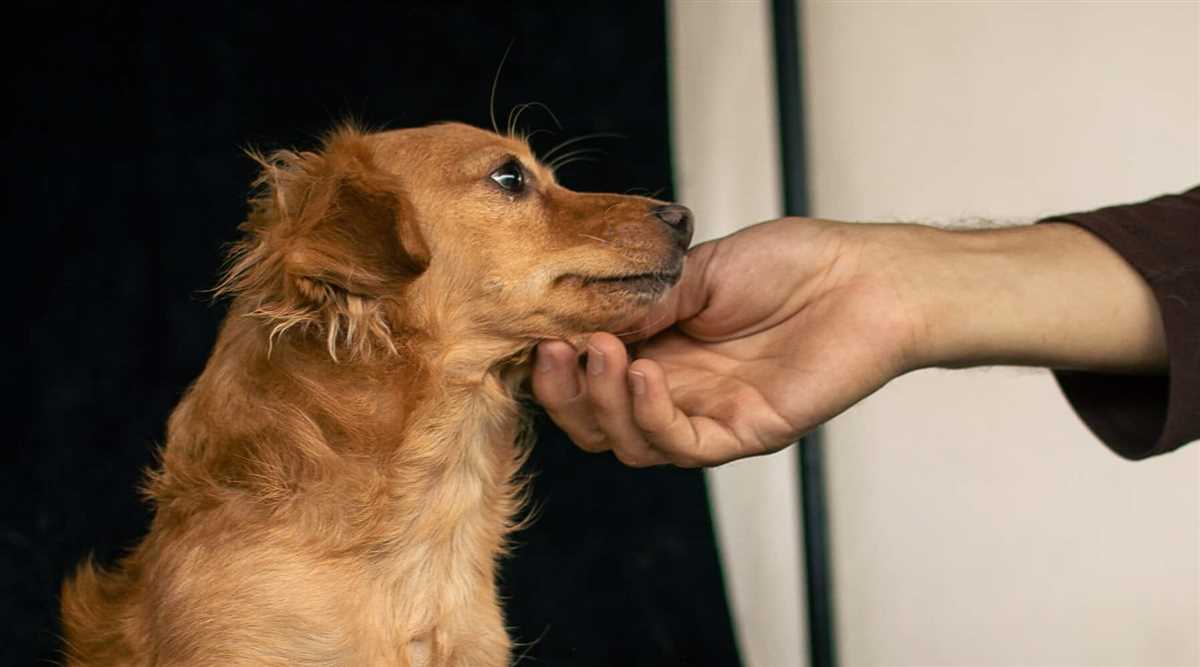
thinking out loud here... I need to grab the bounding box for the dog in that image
[59,121,693,666]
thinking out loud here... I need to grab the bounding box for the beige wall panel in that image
[802,2,1200,665]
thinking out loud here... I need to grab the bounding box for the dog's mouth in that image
[559,264,683,298]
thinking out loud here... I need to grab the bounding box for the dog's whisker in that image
[511,623,553,665]
[548,156,602,173]
[540,131,624,162]
[506,102,535,139]
[508,101,562,138]
[576,233,611,245]
[506,103,524,138]
[547,146,606,164]
[574,233,650,265]
[547,147,605,171]
[549,156,600,172]
[489,41,514,135]
[621,186,667,200]
[524,128,554,145]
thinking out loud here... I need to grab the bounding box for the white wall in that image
[668,2,806,666]
[801,2,1200,666]
[670,1,1199,665]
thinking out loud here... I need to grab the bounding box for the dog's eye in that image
[490,160,525,194]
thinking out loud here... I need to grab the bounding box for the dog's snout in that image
[652,204,694,249]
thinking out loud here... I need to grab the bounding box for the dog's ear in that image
[217,127,428,360]
[278,129,429,294]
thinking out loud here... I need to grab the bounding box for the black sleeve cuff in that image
[1040,186,1200,460]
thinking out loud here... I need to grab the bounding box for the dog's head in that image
[219,122,692,362]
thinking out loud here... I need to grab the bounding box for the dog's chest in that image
[264,383,525,663]
[361,401,520,614]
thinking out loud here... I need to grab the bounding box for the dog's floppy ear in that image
[217,127,428,361]
[278,128,429,293]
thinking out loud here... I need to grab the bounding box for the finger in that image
[532,340,608,453]
[533,340,579,402]
[628,358,740,467]
[674,241,719,322]
[583,333,660,467]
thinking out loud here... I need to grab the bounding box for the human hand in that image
[532,218,921,467]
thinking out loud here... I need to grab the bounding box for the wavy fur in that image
[60,121,685,666]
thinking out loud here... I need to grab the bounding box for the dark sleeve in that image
[1038,186,1200,460]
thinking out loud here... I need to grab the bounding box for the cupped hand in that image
[533,218,920,467]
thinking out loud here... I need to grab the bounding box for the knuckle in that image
[635,410,668,435]
[586,395,614,416]
[613,450,644,468]
[642,427,679,453]
[539,401,568,422]
[613,439,657,468]
[575,429,609,452]
[668,451,703,468]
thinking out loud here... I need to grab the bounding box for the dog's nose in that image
[652,204,694,249]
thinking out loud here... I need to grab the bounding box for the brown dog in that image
[59,122,692,666]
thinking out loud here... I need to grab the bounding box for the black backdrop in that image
[8,3,742,665]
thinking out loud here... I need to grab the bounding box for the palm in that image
[634,220,911,462]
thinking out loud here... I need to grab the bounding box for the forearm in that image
[867,222,1168,374]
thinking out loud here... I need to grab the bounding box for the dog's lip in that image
[560,256,685,288]
[575,268,683,286]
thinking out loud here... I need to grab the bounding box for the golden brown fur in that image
[59,122,691,666]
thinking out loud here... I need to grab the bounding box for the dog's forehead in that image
[369,123,534,171]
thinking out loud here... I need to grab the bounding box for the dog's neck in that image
[156,304,533,553]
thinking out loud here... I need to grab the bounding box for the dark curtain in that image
[8,2,741,665]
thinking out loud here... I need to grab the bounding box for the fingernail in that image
[587,346,605,376]
[629,370,646,395]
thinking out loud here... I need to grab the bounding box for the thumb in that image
[618,240,719,342]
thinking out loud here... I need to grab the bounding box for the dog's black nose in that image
[652,204,694,249]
